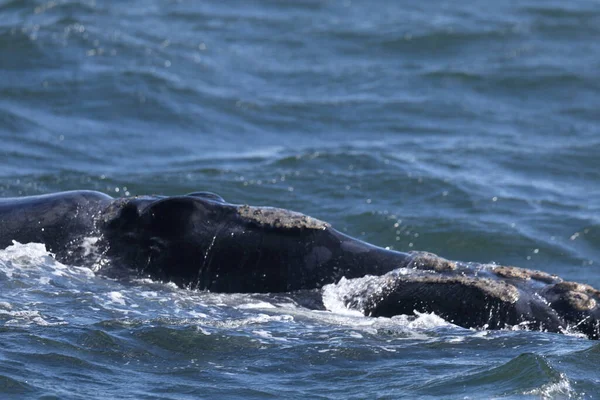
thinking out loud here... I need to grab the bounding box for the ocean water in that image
[1,0,599,398]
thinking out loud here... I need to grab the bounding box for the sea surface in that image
[1,0,599,398]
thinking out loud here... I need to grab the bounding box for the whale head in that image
[99,192,334,292]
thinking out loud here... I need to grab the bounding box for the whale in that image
[1,190,599,339]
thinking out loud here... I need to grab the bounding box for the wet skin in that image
[1,191,599,339]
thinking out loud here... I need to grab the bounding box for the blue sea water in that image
[1,0,599,398]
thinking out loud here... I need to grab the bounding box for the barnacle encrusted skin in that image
[406,251,457,272]
[493,265,561,284]
[237,205,330,230]
[544,281,600,311]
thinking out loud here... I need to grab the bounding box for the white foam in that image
[189,311,209,319]
[107,291,126,306]
[252,329,273,339]
[1,309,66,327]
[251,329,291,343]
[0,242,96,288]
[523,373,575,399]
[212,314,294,331]
[237,301,277,310]
[321,276,376,317]
[407,311,452,329]
[0,241,53,278]
[379,346,397,352]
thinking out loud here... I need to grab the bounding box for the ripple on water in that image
[0,374,35,395]
[418,353,572,398]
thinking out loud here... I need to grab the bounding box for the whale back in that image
[100,193,409,292]
[0,191,113,259]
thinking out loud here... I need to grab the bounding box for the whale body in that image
[1,190,599,339]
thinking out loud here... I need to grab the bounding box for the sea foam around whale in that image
[0,242,590,398]
[0,241,451,336]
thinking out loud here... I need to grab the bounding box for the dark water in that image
[1,0,600,398]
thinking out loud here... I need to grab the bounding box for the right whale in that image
[1,190,598,339]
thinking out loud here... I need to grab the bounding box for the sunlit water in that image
[1,0,599,398]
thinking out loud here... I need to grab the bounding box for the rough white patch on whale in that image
[238,205,329,230]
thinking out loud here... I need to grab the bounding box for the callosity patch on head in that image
[544,281,600,311]
[406,251,457,272]
[492,265,561,284]
[237,205,330,230]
